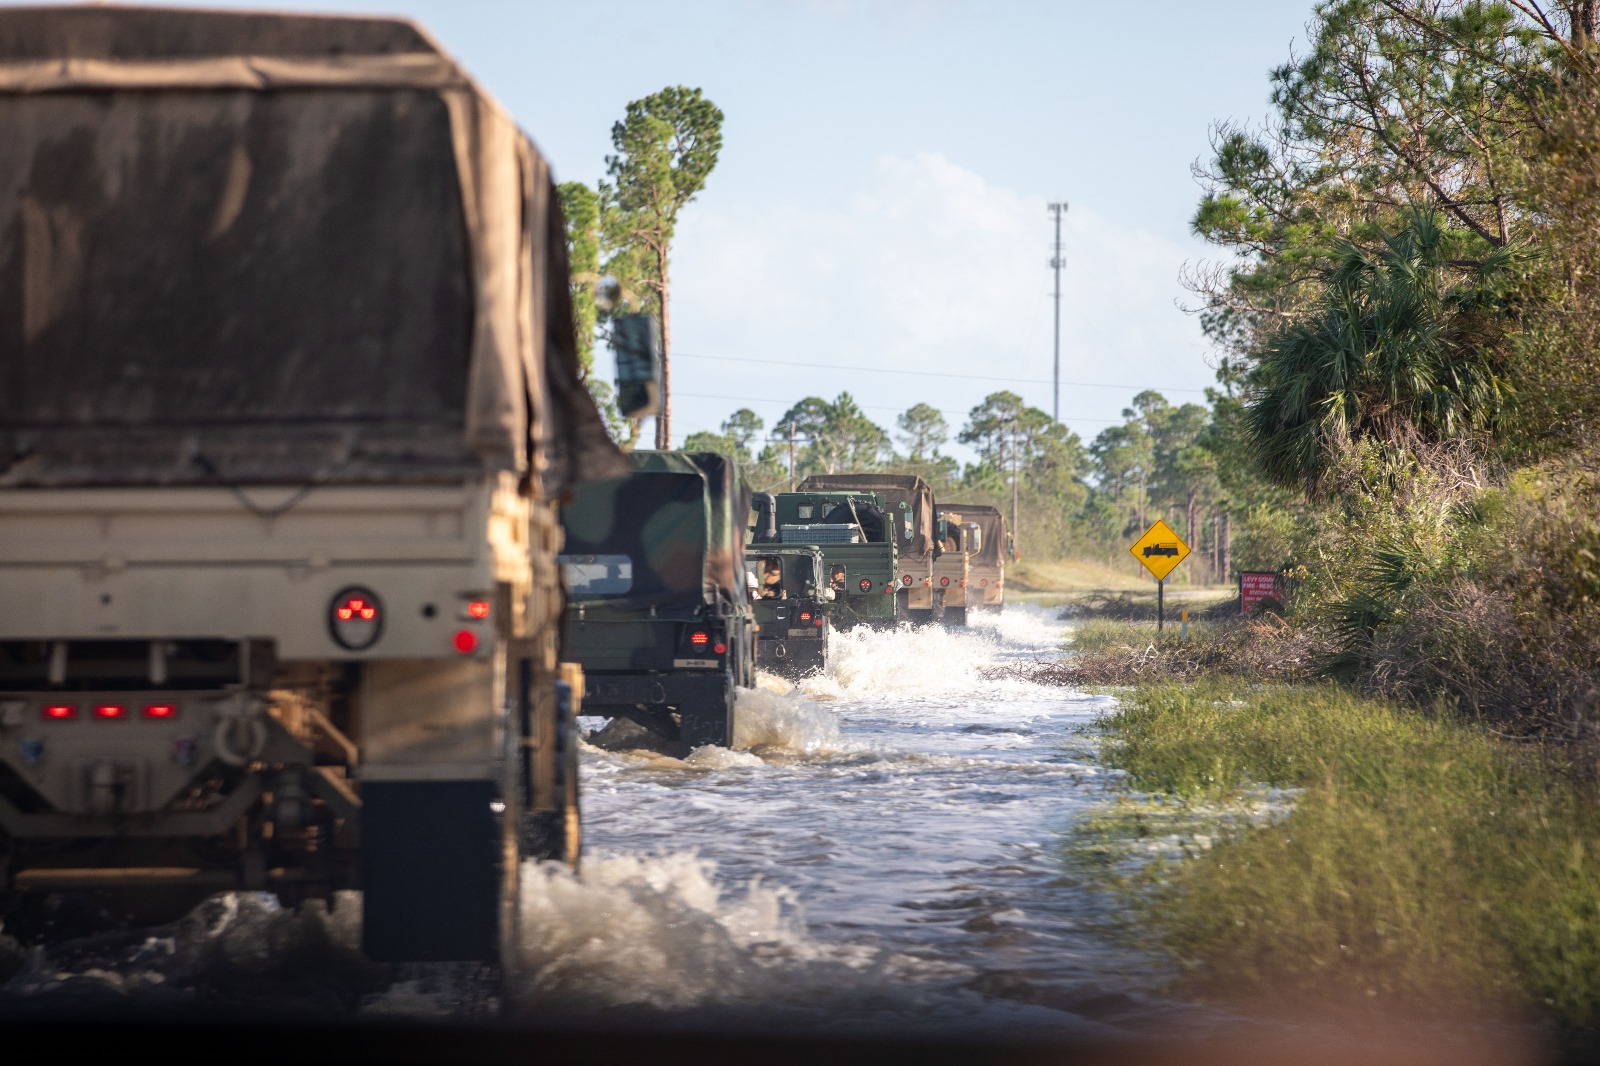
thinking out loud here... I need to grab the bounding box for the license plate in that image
[787,628,820,638]
[672,658,719,668]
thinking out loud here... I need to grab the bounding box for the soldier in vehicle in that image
[759,558,785,599]
[830,564,848,593]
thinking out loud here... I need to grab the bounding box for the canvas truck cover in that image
[0,6,623,495]
[559,466,710,610]
[632,451,750,610]
[797,474,936,559]
[941,502,1005,566]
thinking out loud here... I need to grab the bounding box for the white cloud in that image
[663,151,1216,452]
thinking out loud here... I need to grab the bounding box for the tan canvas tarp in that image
[940,503,1005,566]
[0,6,624,495]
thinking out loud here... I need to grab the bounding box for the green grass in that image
[1092,682,1600,1024]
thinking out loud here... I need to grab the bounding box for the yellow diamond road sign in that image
[1130,519,1190,581]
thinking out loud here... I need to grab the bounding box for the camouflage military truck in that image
[0,6,623,966]
[560,451,755,750]
[945,504,1008,613]
[753,490,898,629]
[746,546,831,677]
[930,506,977,627]
[798,474,940,623]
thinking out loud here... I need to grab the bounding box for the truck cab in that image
[559,451,755,750]
[747,547,831,677]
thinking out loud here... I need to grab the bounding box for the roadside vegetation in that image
[1032,0,1600,1035]
[1091,683,1600,1025]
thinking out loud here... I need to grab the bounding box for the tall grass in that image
[1098,683,1600,1024]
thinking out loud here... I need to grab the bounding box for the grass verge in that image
[1092,682,1600,1026]
[1004,616,1322,687]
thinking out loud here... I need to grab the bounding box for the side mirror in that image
[612,313,662,419]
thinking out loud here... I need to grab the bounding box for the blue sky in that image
[33,0,1314,458]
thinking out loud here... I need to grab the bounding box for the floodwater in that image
[0,607,1191,1036]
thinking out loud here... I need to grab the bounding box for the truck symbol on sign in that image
[1142,543,1180,558]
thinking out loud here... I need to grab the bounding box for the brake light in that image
[940,576,950,587]
[799,612,812,621]
[329,587,384,650]
[94,704,127,720]
[980,579,989,586]
[466,600,491,619]
[453,629,478,655]
[902,575,913,586]
[42,704,75,720]
[814,617,824,626]
[924,579,931,587]
[713,642,727,655]
[143,704,176,719]
[690,631,710,646]
[858,577,872,592]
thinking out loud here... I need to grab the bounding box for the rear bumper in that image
[579,671,727,711]
[756,631,827,675]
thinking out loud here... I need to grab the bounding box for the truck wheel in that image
[523,685,581,868]
[679,679,736,749]
[943,606,967,628]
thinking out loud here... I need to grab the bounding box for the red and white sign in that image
[1239,571,1282,615]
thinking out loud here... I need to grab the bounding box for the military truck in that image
[560,451,755,750]
[930,507,977,627]
[943,504,1008,613]
[798,474,941,623]
[0,6,624,966]
[746,546,831,677]
[753,490,898,629]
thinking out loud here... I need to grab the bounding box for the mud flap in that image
[361,780,501,962]
[679,678,735,749]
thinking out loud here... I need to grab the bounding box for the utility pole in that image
[788,420,796,492]
[1010,419,1020,562]
[1047,201,1068,424]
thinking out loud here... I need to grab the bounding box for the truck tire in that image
[523,688,581,868]
[679,679,736,749]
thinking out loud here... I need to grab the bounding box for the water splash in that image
[733,686,842,755]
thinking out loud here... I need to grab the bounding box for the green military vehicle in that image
[753,490,898,629]
[746,545,831,677]
[560,451,755,750]
[798,474,941,623]
[943,503,1008,614]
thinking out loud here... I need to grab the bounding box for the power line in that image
[675,391,1126,425]
[673,351,1209,395]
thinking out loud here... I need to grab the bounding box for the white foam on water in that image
[732,685,842,755]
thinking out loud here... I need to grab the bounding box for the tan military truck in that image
[940,504,1007,615]
[0,6,624,966]
[930,506,976,627]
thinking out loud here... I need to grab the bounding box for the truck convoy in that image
[559,452,756,750]
[0,6,624,964]
[754,489,897,629]
[746,546,831,677]
[798,474,940,623]
[945,504,1008,614]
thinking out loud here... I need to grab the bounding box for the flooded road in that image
[509,607,1182,1037]
[0,608,1190,1036]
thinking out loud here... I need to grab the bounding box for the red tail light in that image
[980,579,989,586]
[143,704,176,719]
[858,578,872,591]
[452,629,478,654]
[713,642,727,655]
[901,575,913,586]
[42,704,75,720]
[814,617,824,626]
[690,631,709,646]
[799,612,812,621]
[466,600,491,619]
[94,704,127,719]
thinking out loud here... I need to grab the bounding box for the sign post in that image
[1129,519,1190,633]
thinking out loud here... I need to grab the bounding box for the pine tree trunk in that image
[1221,512,1232,586]
[654,246,672,450]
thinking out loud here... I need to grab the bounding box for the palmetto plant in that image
[1244,211,1523,494]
